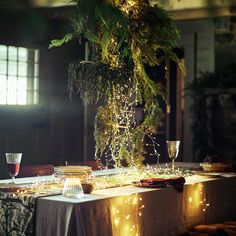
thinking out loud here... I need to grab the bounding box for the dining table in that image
[0,163,236,236]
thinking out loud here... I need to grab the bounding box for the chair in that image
[65,161,101,171]
[18,164,54,178]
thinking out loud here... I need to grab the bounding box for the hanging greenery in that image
[50,0,181,168]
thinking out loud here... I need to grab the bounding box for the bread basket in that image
[200,162,230,172]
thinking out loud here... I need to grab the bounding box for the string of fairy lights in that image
[111,193,144,236]
[2,168,211,236]
[94,78,162,169]
[146,133,160,165]
[199,183,210,212]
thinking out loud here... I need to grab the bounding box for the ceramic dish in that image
[200,162,230,172]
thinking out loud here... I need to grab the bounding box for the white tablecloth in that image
[35,173,236,236]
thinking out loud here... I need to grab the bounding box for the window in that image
[0,45,39,105]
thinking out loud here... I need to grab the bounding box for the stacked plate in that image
[54,165,92,179]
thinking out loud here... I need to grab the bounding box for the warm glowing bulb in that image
[189,197,192,203]
[132,197,138,205]
[114,218,120,226]
[112,208,116,215]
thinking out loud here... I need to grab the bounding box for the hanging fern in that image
[50,0,181,168]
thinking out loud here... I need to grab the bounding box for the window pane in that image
[28,50,34,62]
[0,75,7,104]
[34,77,39,90]
[0,92,6,104]
[0,75,7,86]
[18,62,27,76]
[8,61,17,76]
[0,60,7,74]
[17,77,27,91]
[18,47,28,62]
[8,46,17,61]
[33,91,39,104]
[34,63,39,77]
[17,77,27,105]
[27,77,33,90]
[28,61,34,77]
[7,76,17,104]
[35,50,39,63]
[0,45,7,60]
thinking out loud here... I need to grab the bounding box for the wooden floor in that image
[181,221,236,236]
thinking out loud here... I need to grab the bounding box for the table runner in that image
[0,192,36,236]
[0,176,63,236]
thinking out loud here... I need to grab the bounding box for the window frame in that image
[0,44,39,106]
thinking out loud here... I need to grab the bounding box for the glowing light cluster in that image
[111,193,144,236]
[198,184,210,212]
[187,183,210,215]
[95,78,161,169]
[6,179,64,197]
[92,165,194,190]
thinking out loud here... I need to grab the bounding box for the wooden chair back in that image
[18,164,54,177]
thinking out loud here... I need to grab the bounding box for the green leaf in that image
[48,33,73,49]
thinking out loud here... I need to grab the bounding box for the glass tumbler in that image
[63,178,84,199]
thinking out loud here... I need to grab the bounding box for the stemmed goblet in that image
[166,141,180,173]
[6,153,22,183]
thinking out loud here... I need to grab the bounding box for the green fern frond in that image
[48,33,73,49]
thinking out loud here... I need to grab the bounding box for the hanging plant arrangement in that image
[50,0,182,168]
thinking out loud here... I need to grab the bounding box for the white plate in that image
[196,172,222,178]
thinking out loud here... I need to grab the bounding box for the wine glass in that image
[5,153,22,183]
[166,141,180,173]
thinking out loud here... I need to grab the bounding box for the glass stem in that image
[172,159,175,173]
[12,176,15,183]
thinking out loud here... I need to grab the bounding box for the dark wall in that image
[0,7,85,178]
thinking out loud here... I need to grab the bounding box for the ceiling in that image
[161,0,236,20]
[1,0,236,20]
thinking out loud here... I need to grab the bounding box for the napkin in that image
[140,177,185,192]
